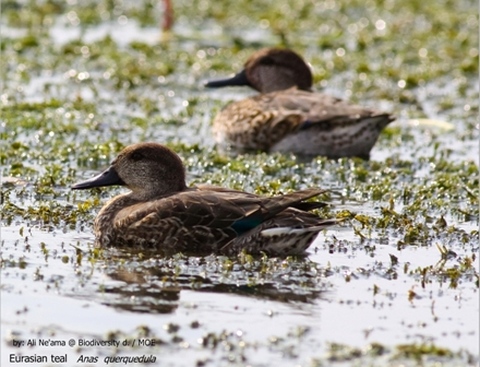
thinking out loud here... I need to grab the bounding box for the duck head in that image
[72,142,187,201]
[205,48,313,93]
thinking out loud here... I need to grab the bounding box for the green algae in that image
[1,0,478,366]
[394,343,454,362]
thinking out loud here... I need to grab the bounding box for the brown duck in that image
[72,142,338,256]
[205,48,395,159]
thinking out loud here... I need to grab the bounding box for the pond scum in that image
[1,0,479,366]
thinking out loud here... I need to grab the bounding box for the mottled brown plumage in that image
[72,143,338,256]
[205,48,395,159]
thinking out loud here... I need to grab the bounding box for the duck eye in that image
[260,56,275,65]
[131,152,145,161]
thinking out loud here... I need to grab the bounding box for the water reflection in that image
[103,269,181,314]
[96,248,329,314]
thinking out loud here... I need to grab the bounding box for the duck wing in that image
[111,187,328,253]
[214,88,393,151]
[260,89,394,130]
[221,208,338,256]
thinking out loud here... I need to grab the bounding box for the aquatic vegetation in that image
[1,0,478,366]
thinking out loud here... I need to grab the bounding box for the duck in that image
[205,48,395,159]
[72,142,338,256]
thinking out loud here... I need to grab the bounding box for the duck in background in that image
[205,48,394,159]
[72,142,338,256]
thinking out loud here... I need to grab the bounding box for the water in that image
[2,219,478,366]
[1,1,479,366]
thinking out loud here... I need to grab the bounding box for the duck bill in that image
[72,166,125,190]
[204,69,250,88]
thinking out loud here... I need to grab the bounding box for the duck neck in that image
[93,193,138,246]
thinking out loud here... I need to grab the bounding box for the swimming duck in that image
[205,48,395,159]
[72,142,338,256]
